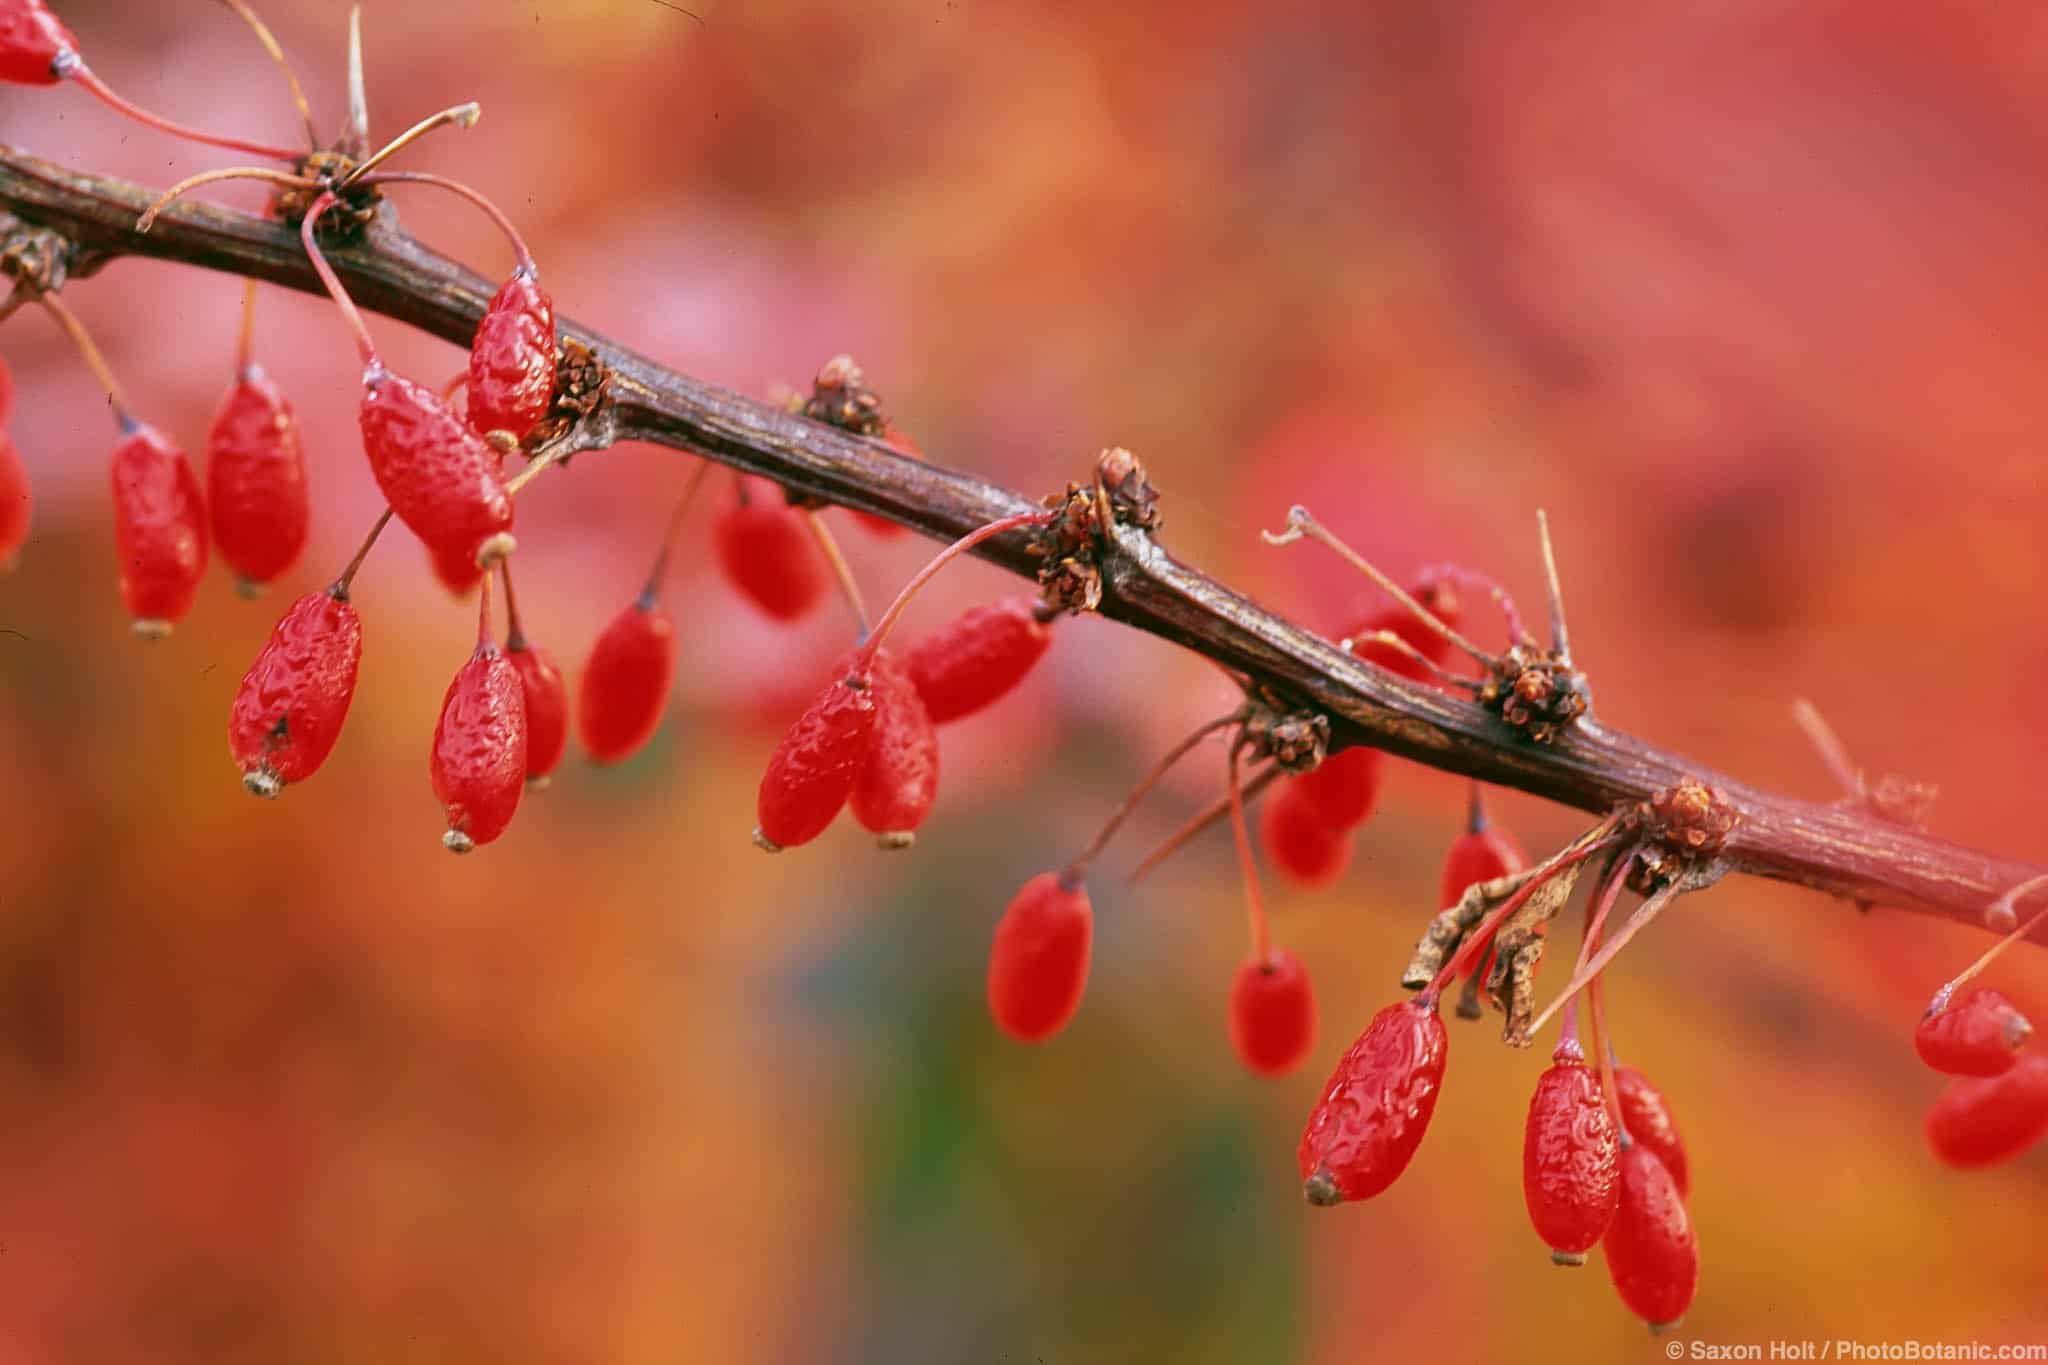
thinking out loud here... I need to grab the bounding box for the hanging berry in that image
[1228,949,1318,1077]
[713,478,826,621]
[1522,1046,1622,1264]
[1440,786,1527,979]
[206,283,308,593]
[1915,988,2033,1078]
[848,648,939,848]
[0,430,28,571]
[1299,999,1449,1204]
[431,575,527,852]
[228,588,363,798]
[1602,1141,1700,1330]
[501,565,566,789]
[578,596,676,764]
[987,871,1094,1042]
[0,0,74,86]
[1258,780,1353,889]
[904,595,1056,724]
[1290,745,1382,832]
[110,418,208,637]
[1611,1065,1690,1199]
[754,662,879,850]
[1925,1055,2048,1170]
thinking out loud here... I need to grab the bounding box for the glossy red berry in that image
[206,363,308,591]
[428,538,485,596]
[1291,746,1382,832]
[1228,949,1317,1077]
[1603,1141,1699,1330]
[1613,1065,1690,1199]
[465,268,556,442]
[577,598,675,763]
[358,367,515,572]
[850,423,919,538]
[1916,988,2033,1077]
[109,420,207,637]
[904,596,1054,724]
[755,663,880,850]
[1925,1054,2048,1170]
[227,588,363,798]
[987,871,1093,1042]
[1523,1050,1622,1263]
[1298,999,1449,1205]
[713,484,825,621]
[0,430,28,571]
[0,0,76,86]
[1259,782,1353,889]
[849,648,939,848]
[507,638,568,788]
[431,641,527,853]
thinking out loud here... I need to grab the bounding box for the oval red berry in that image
[0,0,76,86]
[1228,949,1317,1077]
[431,646,527,851]
[987,871,1093,1043]
[206,365,309,590]
[849,648,939,845]
[713,486,825,622]
[508,640,568,785]
[228,589,363,797]
[109,421,208,635]
[1259,782,1353,889]
[1290,745,1382,832]
[1603,1141,1699,1329]
[904,595,1054,724]
[1612,1065,1690,1199]
[358,369,514,571]
[577,600,675,764]
[755,665,879,849]
[1298,999,1448,1204]
[1925,1054,2048,1170]
[1522,1054,1621,1260]
[1916,988,2032,1078]
[0,430,29,571]
[465,269,556,442]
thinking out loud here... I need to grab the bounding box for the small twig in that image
[1264,504,1498,665]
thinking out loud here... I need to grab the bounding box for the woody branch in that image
[0,141,2039,935]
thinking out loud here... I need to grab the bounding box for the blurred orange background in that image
[2,0,2046,1360]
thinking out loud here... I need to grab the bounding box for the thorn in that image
[1535,509,1570,666]
[342,6,369,157]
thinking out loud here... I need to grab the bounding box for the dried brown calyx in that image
[1625,779,1738,894]
[1477,643,1588,744]
[525,337,612,450]
[1240,704,1329,775]
[269,151,382,240]
[1029,449,1163,614]
[1095,446,1161,532]
[801,353,886,436]
[0,215,72,301]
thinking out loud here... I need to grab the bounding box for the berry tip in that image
[242,769,282,800]
[1549,1250,1587,1268]
[234,576,265,601]
[1303,1169,1342,1207]
[131,618,173,640]
[525,774,553,792]
[751,828,783,854]
[442,829,475,854]
[875,831,915,851]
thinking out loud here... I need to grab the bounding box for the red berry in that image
[227,588,362,798]
[987,871,1093,1042]
[0,430,29,571]
[206,364,309,591]
[358,368,515,572]
[109,420,207,636]
[428,538,485,597]
[1603,1141,1699,1330]
[904,596,1054,724]
[465,268,556,442]
[431,641,527,852]
[1298,999,1449,1204]
[848,648,939,847]
[1916,988,2033,1077]
[1522,1051,1622,1263]
[0,0,76,86]
[713,484,825,621]
[577,598,675,763]
[507,639,568,788]
[850,423,919,538]
[1228,949,1317,1077]
[755,663,879,849]
[0,350,14,424]
[1347,570,1463,682]
[1291,746,1382,831]
[1259,782,1353,889]
[1441,814,1527,978]
[1613,1065,1690,1198]
[1925,1054,2048,1170]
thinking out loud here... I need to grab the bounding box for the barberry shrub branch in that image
[0,142,2041,937]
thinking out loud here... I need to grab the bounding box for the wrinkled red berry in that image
[358,367,515,571]
[1291,746,1382,832]
[431,641,527,852]
[1298,999,1448,1204]
[1926,1054,2048,1170]
[109,420,207,636]
[508,638,568,788]
[904,595,1054,724]
[987,871,1093,1042]
[713,484,825,621]
[227,588,362,798]
[1229,949,1317,1077]
[577,598,675,764]
[849,648,939,847]
[206,363,308,591]
[1523,1051,1621,1263]
[1916,988,2033,1077]
[465,268,556,442]
[0,0,75,86]
[755,664,879,849]
[1603,1141,1699,1330]
[850,423,919,538]
[1613,1065,1690,1199]
[0,430,28,570]
[1259,782,1353,889]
